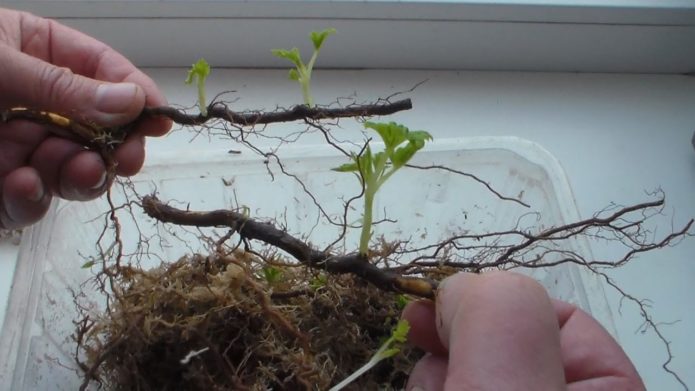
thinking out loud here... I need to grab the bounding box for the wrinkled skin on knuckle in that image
[36,65,78,108]
[0,9,20,43]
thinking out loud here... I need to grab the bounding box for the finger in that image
[13,11,172,136]
[17,10,154,90]
[59,150,108,201]
[402,300,447,356]
[552,300,645,390]
[29,137,83,194]
[29,137,110,200]
[406,353,448,391]
[133,109,173,138]
[0,46,146,127]
[435,271,566,390]
[29,137,82,194]
[0,166,52,229]
[0,118,49,146]
[112,134,146,177]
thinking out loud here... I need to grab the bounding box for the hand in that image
[0,8,171,229]
[402,271,645,391]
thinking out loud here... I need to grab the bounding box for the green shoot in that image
[328,319,410,391]
[262,266,283,285]
[310,274,328,290]
[333,122,432,256]
[185,58,211,116]
[81,260,96,269]
[272,28,336,107]
[395,294,410,310]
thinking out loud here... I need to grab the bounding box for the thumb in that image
[0,46,146,127]
[438,272,566,390]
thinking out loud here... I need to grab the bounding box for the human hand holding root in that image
[0,8,171,229]
[403,271,646,391]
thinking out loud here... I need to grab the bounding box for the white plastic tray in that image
[0,136,614,390]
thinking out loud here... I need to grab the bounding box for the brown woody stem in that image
[141,99,413,126]
[141,194,437,299]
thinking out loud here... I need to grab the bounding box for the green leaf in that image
[391,319,410,342]
[332,162,359,172]
[407,130,433,144]
[81,260,96,269]
[364,121,408,151]
[395,294,409,310]
[185,58,210,84]
[377,319,410,359]
[391,143,419,168]
[310,274,327,290]
[391,131,432,167]
[262,266,283,284]
[271,48,303,67]
[288,68,300,81]
[357,147,374,178]
[371,151,387,172]
[310,28,337,50]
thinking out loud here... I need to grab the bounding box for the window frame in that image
[5,1,695,73]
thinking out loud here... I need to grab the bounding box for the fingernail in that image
[90,171,108,190]
[96,83,138,114]
[30,180,45,202]
[29,181,45,202]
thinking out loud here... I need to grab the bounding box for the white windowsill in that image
[4,1,695,73]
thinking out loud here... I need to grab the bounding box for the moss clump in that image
[78,252,422,390]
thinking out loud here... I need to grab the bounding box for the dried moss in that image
[78,252,422,390]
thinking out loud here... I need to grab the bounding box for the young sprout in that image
[271,28,336,107]
[333,122,432,256]
[395,294,410,310]
[262,266,283,285]
[310,273,328,290]
[329,319,410,391]
[185,58,211,116]
[81,260,96,269]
